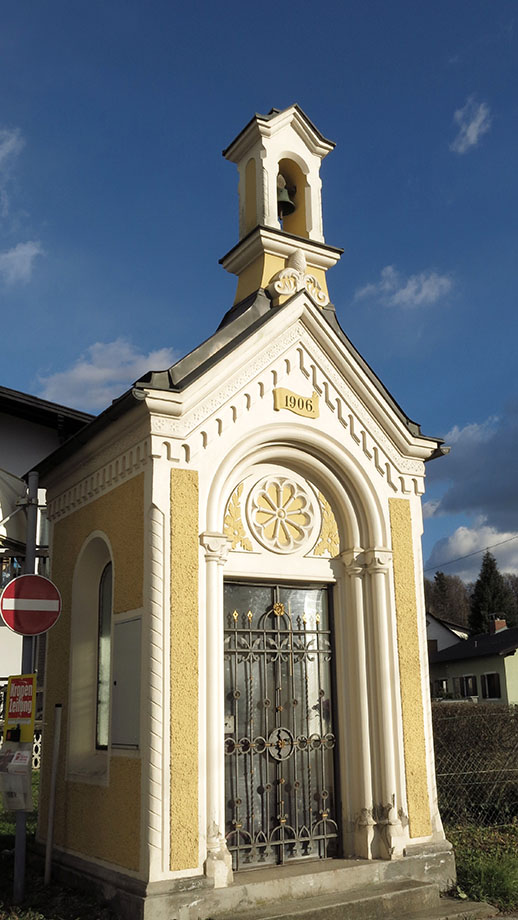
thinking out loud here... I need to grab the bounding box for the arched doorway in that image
[201,433,407,885]
[219,462,345,870]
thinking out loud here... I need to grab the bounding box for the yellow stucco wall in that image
[170,469,199,871]
[66,759,141,867]
[234,252,285,304]
[389,498,432,838]
[39,474,144,871]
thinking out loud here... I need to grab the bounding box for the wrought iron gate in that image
[224,583,338,869]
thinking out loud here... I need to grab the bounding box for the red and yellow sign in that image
[2,675,36,743]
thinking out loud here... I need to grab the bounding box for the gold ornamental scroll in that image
[273,388,319,419]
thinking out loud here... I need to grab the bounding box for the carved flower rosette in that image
[247,476,317,554]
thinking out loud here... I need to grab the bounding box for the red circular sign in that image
[0,574,62,636]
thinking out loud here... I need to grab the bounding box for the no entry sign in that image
[0,575,62,636]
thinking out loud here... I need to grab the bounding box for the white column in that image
[260,148,281,230]
[364,549,405,859]
[340,549,375,858]
[306,166,324,242]
[199,532,233,888]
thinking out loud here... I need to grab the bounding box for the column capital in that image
[363,548,392,574]
[200,532,230,563]
[340,547,366,576]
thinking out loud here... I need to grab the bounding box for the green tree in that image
[469,551,518,633]
[424,571,470,627]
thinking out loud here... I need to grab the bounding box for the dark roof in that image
[430,626,518,664]
[30,387,139,481]
[427,612,471,635]
[0,386,93,429]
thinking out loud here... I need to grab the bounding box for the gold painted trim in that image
[273,388,319,419]
[313,491,340,557]
[170,469,199,870]
[223,483,253,551]
[389,498,432,839]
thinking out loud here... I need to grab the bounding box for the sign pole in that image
[13,470,38,904]
[44,704,62,886]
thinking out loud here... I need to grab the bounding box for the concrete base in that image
[48,842,457,920]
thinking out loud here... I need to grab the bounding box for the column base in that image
[354,808,375,859]
[374,804,406,860]
[205,840,233,889]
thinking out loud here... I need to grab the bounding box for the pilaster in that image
[364,548,405,859]
[199,532,233,888]
[340,548,374,859]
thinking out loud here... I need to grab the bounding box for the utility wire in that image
[424,534,518,574]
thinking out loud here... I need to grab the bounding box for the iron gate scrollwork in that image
[224,583,338,869]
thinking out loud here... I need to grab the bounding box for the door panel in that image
[224,582,338,869]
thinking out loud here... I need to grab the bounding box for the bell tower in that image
[220,105,342,307]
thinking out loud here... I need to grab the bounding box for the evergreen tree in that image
[424,571,470,627]
[469,551,518,633]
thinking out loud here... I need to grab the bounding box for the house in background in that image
[0,386,92,686]
[426,611,470,655]
[429,617,518,703]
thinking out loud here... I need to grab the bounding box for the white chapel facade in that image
[36,106,452,918]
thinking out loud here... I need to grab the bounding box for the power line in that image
[424,534,518,574]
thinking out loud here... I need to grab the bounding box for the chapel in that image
[35,105,452,920]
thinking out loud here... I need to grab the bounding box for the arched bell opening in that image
[278,157,308,238]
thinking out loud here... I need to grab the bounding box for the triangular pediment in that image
[145,292,441,489]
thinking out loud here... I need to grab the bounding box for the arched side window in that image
[96,561,113,750]
[68,534,112,780]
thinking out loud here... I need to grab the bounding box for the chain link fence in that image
[433,702,518,827]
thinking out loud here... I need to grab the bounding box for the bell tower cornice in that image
[221,105,342,306]
[223,104,335,164]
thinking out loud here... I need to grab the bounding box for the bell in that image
[277,174,296,218]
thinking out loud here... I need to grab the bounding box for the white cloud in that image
[424,406,518,580]
[450,96,491,154]
[422,500,440,519]
[0,127,24,217]
[38,338,179,412]
[426,409,518,531]
[354,264,453,308]
[425,523,518,582]
[0,241,43,284]
[0,127,24,170]
[443,416,499,447]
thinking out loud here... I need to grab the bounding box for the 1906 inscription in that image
[273,388,319,419]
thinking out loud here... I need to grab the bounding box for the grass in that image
[448,825,518,913]
[0,775,115,920]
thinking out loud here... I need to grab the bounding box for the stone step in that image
[407,897,498,920]
[212,878,441,920]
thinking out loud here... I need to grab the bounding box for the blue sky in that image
[1,1,516,581]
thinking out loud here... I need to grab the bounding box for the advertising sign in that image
[2,674,36,743]
[0,675,35,811]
